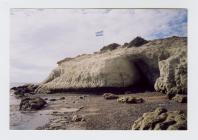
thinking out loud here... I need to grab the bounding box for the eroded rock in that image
[103,93,119,100]
[154,52,187,97]
[100,43,120,53]
[72,115,85,122]
[128,36,148,47]
[117,96,144,104]
[132,107,187,130]
[19,97,47,111]
[11,84,39,98]
[172,94,187,103]
[35,36,187,94]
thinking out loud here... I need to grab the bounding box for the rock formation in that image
[103,93,119,100]
[35,36,187,94]
[117,96,144,104]
[127,36,148,47]
[131,107,187,130]
[19,97,47,111]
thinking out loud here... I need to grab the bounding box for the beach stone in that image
[117,96,144,104]
[59,97,65,100]
[50,98,56,101]
[172,94,187,103]
[132,107,187,130]
[79,96,84,99]
[72,115,84,122]
[103,93,119,100]
[19,97,46,111]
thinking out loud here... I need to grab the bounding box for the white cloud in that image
[10,9,187,83]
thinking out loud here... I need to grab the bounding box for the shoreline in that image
[10,91,187,130]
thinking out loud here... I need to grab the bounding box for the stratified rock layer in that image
[35,36,187,93]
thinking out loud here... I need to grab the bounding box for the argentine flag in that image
[96,30,104,37]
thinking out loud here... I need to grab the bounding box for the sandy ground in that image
[10,92,187,130]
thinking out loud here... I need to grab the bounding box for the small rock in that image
[44,98,48,100]
[79,96,84,99]
[103,93,119,100]
[50,98,56,101]
[72,115,84,122]
[172,94,187,103]
[154,107,167,115]
[59,97,65,100]
[19,97,46,111]
[117,96,144,104]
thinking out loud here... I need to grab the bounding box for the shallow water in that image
[9,94,81,130]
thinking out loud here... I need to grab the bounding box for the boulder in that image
[117,96,144,104]
[103,93,119,100]
[132,107,187,130]
[128,36,148,47]
[19,97,47,111]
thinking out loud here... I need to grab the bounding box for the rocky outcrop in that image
[154,49,187,97]
[35,36,187,94]
[100,43,120,53]
[19,97,47,111]
[11,84,39,98]
[132,107,187,130]
[128,36,148,47]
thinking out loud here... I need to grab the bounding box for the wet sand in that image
[10,92,187,130]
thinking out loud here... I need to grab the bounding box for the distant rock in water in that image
[128,36,148,47]
[35,36,187,94]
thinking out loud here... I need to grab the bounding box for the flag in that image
[96,30,104,36]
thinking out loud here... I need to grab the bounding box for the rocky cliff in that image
[35,36,187,94]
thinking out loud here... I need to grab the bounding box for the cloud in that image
[10,9,187,83]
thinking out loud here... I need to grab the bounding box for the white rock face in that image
[154,51,187,95]
[35,36,187,93]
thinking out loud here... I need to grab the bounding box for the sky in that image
[10,9,187,83]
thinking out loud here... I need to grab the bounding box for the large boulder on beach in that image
[132,107,187,130]
[19,97,47,111]
[35,36,187,93]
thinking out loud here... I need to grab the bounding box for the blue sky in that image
[10,9,187,83]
